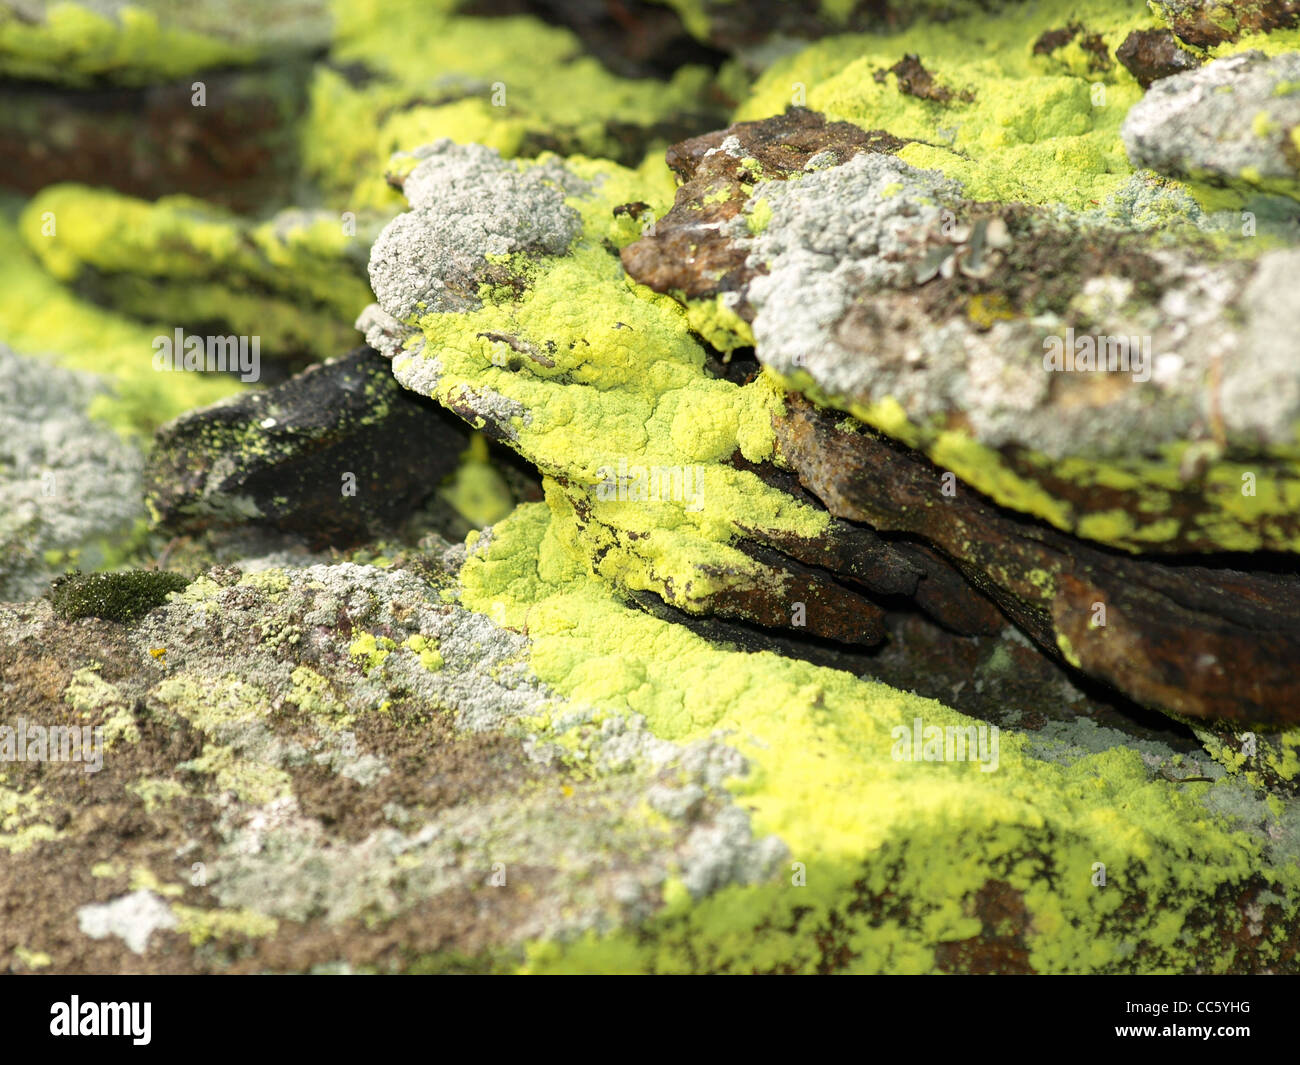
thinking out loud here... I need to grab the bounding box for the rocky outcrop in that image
[144,348,470,547]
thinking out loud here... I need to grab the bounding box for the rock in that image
[1122,51,1300,198]
[7,0,1300,976]
[0,65,311,213]
[1151,0,1299,48]
[772,393,1300,734]
[456,0,725,80]
[627,122,1300,555]
[365,141,993,645]
[620,108,904,320]
[1031,21,1114,73]
[301,1,724,209]
[0,344,145,603]
[0,555,789,971]
[144,348,470,547]
[77,891,178,954]
[1115,29,1204,88]
[368,140,585,322]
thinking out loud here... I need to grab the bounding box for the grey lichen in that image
[737,150,1300,461]
[0,344,145,602]
[1121,50,1300,198]
[367,140,587,322]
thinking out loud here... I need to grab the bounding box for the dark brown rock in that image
[144,348,470,547]
[873,54,974,103]
[1152,0,1299,47]
[772,392,1300,730]
[620,109,904,302]
[1116,29,1204,88]
[1032,22,1113,72]
[0,65,310,214]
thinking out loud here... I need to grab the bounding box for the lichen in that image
[461,501,1300,973]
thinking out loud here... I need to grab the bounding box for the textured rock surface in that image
[0,65,312,212]
[1152,0,1299,48]
[1122,50,1300,196]
[144,348,469,546]
[627,117,1300,556]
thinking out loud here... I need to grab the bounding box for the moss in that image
[460,501,1300,973]
[49,568,189,624]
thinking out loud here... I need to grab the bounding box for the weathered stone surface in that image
[144,348,469,547]
[0,554,787,972]
[369,140,585,321]
[0,65,311,213]
[1122,50,1300,197]
[1115,28,1203,88]
[773,393,1300,735]
[626,124,1300,555]
[19,188,376,367]
[1152,0,1299,48]
[620,109,904,307]
[7,0,1300,976]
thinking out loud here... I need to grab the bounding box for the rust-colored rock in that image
[620,109,904,302]
[1152,0,1299,47]
[1116,29,1204,88]
[773,393,1300,728]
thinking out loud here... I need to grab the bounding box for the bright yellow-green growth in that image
[460,501,1300,973]
[0,204,240,438]
[393,152,832,616]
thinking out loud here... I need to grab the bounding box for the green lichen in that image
[171,904,279,946]
[0,205,240,439]
[403,634,444,672]
[0,784,60,854]
[438,433,514,528]
[769,366,1300,553]
[460,501,1300,973]
[18,186,372,361]
[126,776,189,813]
[348,632,396,673]
[63,665,138,746]
[303,0,718,210]
[389,150,832,614]
[0,1,259,86]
